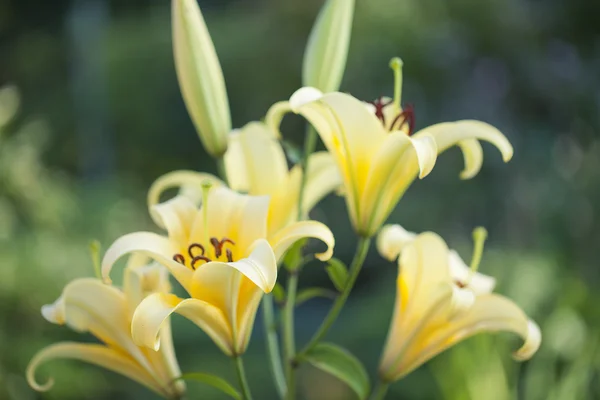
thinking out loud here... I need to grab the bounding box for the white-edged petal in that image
[376,224,417,261]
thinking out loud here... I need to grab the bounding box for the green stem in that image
[298,236,371,357]
[296,126,318,220]
[262,294,287,398]
[283,271,299,399]
[233,355,254,400]
[369,380,390,400]
[216,156,228,183]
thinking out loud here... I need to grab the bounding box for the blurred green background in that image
[1,0,599,398]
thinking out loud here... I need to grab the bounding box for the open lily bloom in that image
[377,227,541,382]
[267,59,514,237]
[102,186,333,356]
[27,258,185,399]
[224,121,342,235]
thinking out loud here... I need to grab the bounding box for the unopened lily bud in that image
[173,0,231,157]
[302,0,355,92]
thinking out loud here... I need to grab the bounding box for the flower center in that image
[368,97,416,135]
[172,237,236,270]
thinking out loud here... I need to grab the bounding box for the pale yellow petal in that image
[40,279,156,376]
[457,138,484,179]
[147,170,222,224]
[193,239,277,295]
[27,342,166,396]
[392,294,540,379]
[264,100,292,138]
[448,250,496,294]
[412,120,513,179]
[224,121,289,196]
[150,195,197,245]
[102,232,193,292]
[289,87,324,111]
[300,151,343,214]
[190,187,270,258]
[132,293,233,355]
[235,286,264,353]
[123,263,172,311]
[376,224,417,261]
[360,133,437,235]
[269,220,334,261]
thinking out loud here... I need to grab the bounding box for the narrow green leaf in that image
[283,238,307,271]
[272,282,286,305]
[326,258,348,292]
[177,372,241,399]
[302,343,370,400]
[296,287,337,307]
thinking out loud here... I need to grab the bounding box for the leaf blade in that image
[302,343,370,400]
[177,372,241,399]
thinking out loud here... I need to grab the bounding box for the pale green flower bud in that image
[173,0,231,157]
[302,0,355,92]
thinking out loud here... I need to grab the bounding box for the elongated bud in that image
[173,0,231,157]
[302,0,355,92]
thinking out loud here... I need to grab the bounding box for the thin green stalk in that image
[298,236,371,357]
[262,294,287,398]
[283,272,299,400]
[233,355,254,400]
[369,380,390,400]
[216,156,228,183]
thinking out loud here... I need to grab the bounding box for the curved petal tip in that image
[513,320,541,361]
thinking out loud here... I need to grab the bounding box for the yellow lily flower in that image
[102,185,334,356]
[376,225,541,382]
[224,121,342,235]
[27,257,185,399]
[267,59,514,237]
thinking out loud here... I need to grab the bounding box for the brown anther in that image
[210,237,236,259]
[191,255,211,270]
[226,248,233,262]
[173,254,185,264]
[210,237,222,258]
[368,97,393,126]
[188,243,205,258]
[454,280,467,288]
[390,103,415,135]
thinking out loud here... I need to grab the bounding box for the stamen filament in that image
[389,57,404,108]
[201,180,212,254]
[469,227,488,274]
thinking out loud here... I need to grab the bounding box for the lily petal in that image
[224,121,289,196]
[448,250,496,295]
[457,138,484,180]
[360,133,437,235]
[132,293,233,355]
[39,279,155,376]
[395,294,540,378]
[290,87,324,110]
[123,263,172,312]
[147,170,222,224]
[150,195,197,245]
[376,224,417,261]
[27,342,166,396]
[299,151,343,214]
[265,101,292,138]
[269,220,334,261]
[102,232,193,292]
[412,120,513,179]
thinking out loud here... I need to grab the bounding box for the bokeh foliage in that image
[1,0,599,398]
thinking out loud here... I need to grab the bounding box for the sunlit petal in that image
[299,151,343,214]
[132,293,233,355]
[269,220,334,262]
[27,342,166,396]
[265,100,292,138]
[123,263,172,311]
[448,250,496,294]
[457,138,484,179]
